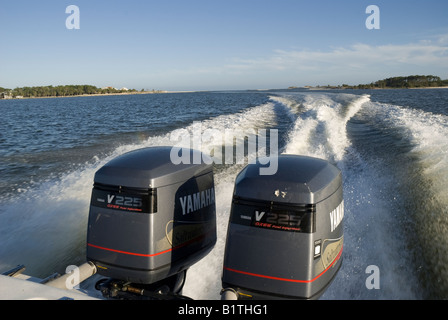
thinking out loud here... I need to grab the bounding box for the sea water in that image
[1,89,447,299]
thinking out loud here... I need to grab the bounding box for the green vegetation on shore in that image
[0,85,142,98]
[341,75,448,89]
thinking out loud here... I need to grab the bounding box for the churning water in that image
[1,89,447,299]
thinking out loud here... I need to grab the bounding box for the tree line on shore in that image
[341,75,448,89]
[0,85,138,98]
[2,75,447,98]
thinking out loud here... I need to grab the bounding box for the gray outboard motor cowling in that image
[87,147,217,285]
[222,155,343,300]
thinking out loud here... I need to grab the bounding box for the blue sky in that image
[1,0,447,90]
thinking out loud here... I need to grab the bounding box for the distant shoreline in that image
[0,84,202,100]
[305,85,448,91]
[2,84,447,100]
[408,86,448,90]
[0,90,201,100]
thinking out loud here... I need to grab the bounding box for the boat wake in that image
[1,91,447,299]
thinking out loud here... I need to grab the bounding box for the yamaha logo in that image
[179,187,215,215]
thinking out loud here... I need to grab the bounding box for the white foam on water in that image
[275,93,370,162]
[273,94,423,299]
[391,106,448,207]
[0,102,276,283]
[3,92,446,299]
[369,103,448,296]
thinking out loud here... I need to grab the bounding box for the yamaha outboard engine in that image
[222,155,343,300]
[86,147,216,299]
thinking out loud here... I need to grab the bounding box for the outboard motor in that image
[222,155,343,300]
[86,147,216,299]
